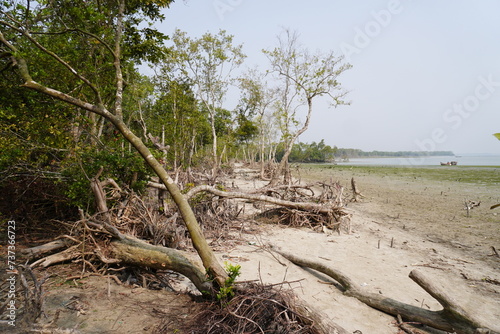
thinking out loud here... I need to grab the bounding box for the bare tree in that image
[165,29,246,179]
[237,69,277,178]
[264,29,351,185]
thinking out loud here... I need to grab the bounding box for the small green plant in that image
[216,262,241,302]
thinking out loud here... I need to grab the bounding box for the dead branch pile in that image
[189,190,242,237]
[176,178,351,234]
[158,283,346,334]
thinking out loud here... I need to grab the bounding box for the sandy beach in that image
[28,164,500,333]
[220,164,500,333]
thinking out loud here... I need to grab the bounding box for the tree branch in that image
[0,18,103,103]
[151,182,343,215]
[276,250,499,334]
[113,0,125,118]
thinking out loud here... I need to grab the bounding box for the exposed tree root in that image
[0,265,45,332]
[275,249,499,334]
[149,180,351,232]
[163,283,349,334]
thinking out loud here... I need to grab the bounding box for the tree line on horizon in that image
[285,141,454,163]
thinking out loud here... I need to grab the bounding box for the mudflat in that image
[222,164,500,333]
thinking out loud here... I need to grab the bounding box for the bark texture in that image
[276,250,498,334]
[111,236,212,294]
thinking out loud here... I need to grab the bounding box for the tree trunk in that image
[110,236,212,294]
[210,109,218,179]
[8,60,228,289]
[1,19,229,290]
[102,116,229,288]
[270,98,313,186]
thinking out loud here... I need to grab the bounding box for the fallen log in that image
[275,249,498,334]
[25,215,213,295]
[86,214,213,294]
[110,235,212,294]
[148,181,345,216]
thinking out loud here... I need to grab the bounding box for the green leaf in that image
[493,133,500,141]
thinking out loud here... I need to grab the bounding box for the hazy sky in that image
[156,0,500,154]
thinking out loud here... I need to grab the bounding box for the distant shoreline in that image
[328,155,500,167]
[300,163,500,187]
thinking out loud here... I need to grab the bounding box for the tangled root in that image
[167,283,326,334]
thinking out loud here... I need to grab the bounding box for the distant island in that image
[334,148,455,159]
[284,140,454,163]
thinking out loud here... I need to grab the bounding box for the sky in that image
[153,0,500,155]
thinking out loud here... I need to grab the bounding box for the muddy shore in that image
[222,164,500,333]
[12,164,500,333]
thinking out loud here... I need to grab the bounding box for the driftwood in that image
[350,177,364,202]
[30,244,82,268]
[396,314,429,334]
[275,250,498,334]
[148,181,346,216]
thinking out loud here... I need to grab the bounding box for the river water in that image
[338,155,500,167]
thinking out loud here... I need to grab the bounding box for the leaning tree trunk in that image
[110,235,212,294]
[108,116,228,287]
[1,28,229,289]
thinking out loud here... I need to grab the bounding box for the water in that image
[338,155,500,167]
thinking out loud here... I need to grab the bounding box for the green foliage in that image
[494,133,500,141]
[149,79,211,168]
[309,164,500,186]
[284,140,336,163]
[0,75,73,170]
[1,0,168,211]
[234,111,259,144]
[160,29,246,167]
[62,148,151,210]
[216,262,241,302]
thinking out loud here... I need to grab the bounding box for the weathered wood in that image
[91,168,108,213]
[30,245,81,268]
[150,182,343,215]
[350,177,364,202]
[408,270,486,333]
[397,314,429,334]
[21,239,72,258]
[110,236,212,294]
[275,250,499,334]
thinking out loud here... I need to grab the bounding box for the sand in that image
[219,165,500,333]
[18,164,500,333]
